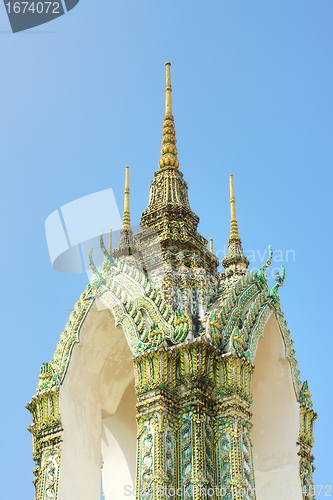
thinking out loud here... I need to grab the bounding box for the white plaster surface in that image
[58,301,136,500]
[101,382,137,499]
[251,314,302,500]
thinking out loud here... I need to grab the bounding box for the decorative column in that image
[177,340,216,500]
[297,382,317,500]
[134,348,178,499]
[26,363,62,500]
[215,355,256,500]
[134,341,258,500]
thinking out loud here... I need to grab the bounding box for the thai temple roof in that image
[31,60,314,424]
[27,63,317,500]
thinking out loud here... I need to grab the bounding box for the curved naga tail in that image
[257,246,273,284]
[100,231,115,271]
[89,248,105,288]
[270,265,286,304]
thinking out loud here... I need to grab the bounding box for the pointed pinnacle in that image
[123,165,131,229]
[159,62,179,169]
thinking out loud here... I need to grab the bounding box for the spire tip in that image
[165,62,172,116]
[123,165,131,229]
[159,63,179,169]
[229,174,238,239]
[222,175,249,272]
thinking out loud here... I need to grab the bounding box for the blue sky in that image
[0,0,332,497]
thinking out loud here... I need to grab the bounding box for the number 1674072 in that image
[5,2,60,14]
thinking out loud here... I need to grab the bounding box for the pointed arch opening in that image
[251,314,301,500]
[57,300,136,500]
[101,381,137,498]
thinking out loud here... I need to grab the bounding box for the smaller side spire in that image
[113,166,137,261]
[123,165,131,228]
[222,175,249,272]
[229,174,240,239]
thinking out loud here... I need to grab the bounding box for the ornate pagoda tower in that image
[27,63,317,500]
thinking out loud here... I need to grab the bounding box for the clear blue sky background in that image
[0,0,332,497]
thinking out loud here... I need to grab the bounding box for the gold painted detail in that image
[245,303,273,362]
[215,354,254,402]
[298,382,317,499]
[215,393,256,500]
[38,447,61,500]
[89,233,308,500]
[140,62,219,279]
[139,166,220,279]
[221,175,250,274]
[123,165,131,228]
[89,250,190,354]
[165,62,172,116]
[229,174,239,239]
[27,63,317,500]
[269,265,286,305]
[49,284,94,384]
[256,246,273,284]
[26,384,62,500]
[159,63,179,170]
[205,249,305,432]
[26,285,94,498]
[134,340,255,499]
[232,289,270,356]
[114,166,137,260]
[274,311,302,397]
[159,115,179,170]
[207,271,257,348]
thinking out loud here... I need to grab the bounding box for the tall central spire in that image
[159,62,179,170]
[165,61,172,116]
[140,62,218,278]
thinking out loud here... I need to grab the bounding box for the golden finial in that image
[229,174,240,239]
[122,166,131,229]
[108,228,112,254]
[222,174,249,272]
[165,62,172,116]
[159,63,179,169]
[210,238,213,253]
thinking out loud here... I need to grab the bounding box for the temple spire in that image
[165,62,172,116]
[113,166,137,260]
[140,62,219,279]
[229,174,240,239]
[122,165,131,228]
[222,175,249,272]
[159,62,179,169]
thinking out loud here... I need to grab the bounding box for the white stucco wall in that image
[251,313,301,500]
[58,300,136,500]
[101,382,137,499]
